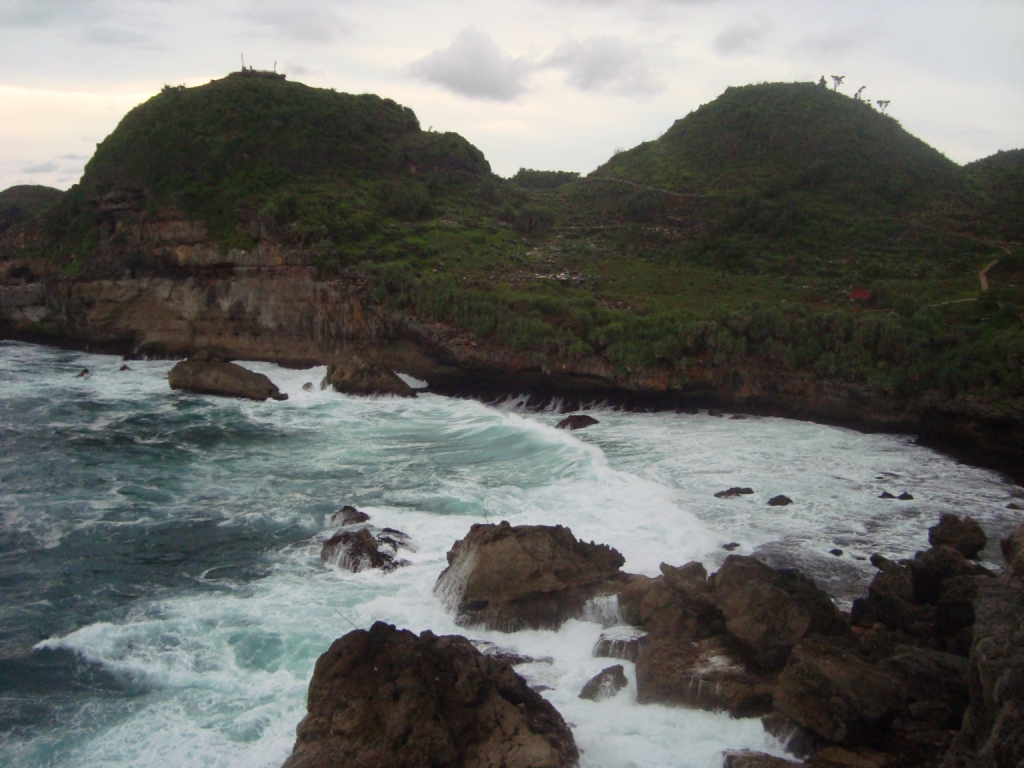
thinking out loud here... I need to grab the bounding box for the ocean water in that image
[1,340,1020,768]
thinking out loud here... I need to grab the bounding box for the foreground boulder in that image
[282,622,578,768]
[578,665,628,701]
[928,515,987,559]
[434,522,625,631]
[322,350,414,397]
[168,359,288,401]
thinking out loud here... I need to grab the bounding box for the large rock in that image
[773,636,906,747]
[617,562,723,641]
[323,350,414,397]
[908,547,991,605]
[168,359,288,401]
[321,528,410,573]
[578,665,628,701]
[434,522,625,631]
[723,752,800,768]
[282,622,578,768]
[1000,523,1024,579]
[556,414,599,430]
[714,555,849,671]
[635,635,774,717]
[928,515,987,559]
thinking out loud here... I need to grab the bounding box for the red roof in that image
[849,289,872,301]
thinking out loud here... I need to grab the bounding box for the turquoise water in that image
[1,340,1019,767]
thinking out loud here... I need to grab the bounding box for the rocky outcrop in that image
[929,515,987,559]
[716,487,755,499]
[578,665,628,701]
[556,414,599,430]
[323,350,415,397]
[282,621,578,768]
[320,528,410,573]
[168,359,288,401]
[330,505,370,526]
[434,522,625,631]
[768,495,793,507]
[1000,524,1024,578]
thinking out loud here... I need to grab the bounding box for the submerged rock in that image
[768,495,793,507]
[556,414,599,430]
[434,522,625,631]
[320,528,409,573]
[322,350,414,397]
[281,621,579,768]
[928,514,987,559]
[716,487,755,499]
[168,359,287,401]
[579,665,628,701]
[592,625,646,663]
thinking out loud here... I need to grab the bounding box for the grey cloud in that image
[714,19,772,56]
[545,37,662,96]
[22,161,59,174]
[59,154,88,160]
[796,24,882,58]
[0,0,112,28]
[246,1,350,43]
[82,26,158,48]
[408,28,532,102]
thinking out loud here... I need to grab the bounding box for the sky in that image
[1,0,1022,191]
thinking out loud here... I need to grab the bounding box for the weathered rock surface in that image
[579,665,628,701]
[1000,523,1024,578]
[323,350,414,397]
[556,414,599,430]
[282,621,579,768]
[713,555,849,671]
[767,495,793,507]
[321,528,410,572]
[617,562,722,641]
[636,635,774,716]
[592,625,646,663]
[434,522,625,631]
[929,515,987,559]
[723,750,800,767]
[330,505,370,526]
[168,359,288,401]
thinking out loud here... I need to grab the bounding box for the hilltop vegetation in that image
[0,185,63,236]
[3,75,1023,408]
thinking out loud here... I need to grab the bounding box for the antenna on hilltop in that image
[241,53,245,71]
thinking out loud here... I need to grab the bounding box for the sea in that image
[1,339,1021,768]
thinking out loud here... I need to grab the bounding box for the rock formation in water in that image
[322,349,415,397]
[281,621,579,768]
[434,521,626,631]
[168,358,288,401]
[320,527,410,572]
[555,414,599,430]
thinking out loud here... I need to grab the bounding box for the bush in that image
[513,205,554,237]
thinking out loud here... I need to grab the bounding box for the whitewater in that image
[1,340,1021,768]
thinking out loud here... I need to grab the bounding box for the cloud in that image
[408,28,533,102]
[714,18,772,56]
[795,24,882,58]
[0,0,111,28]
[59,154,89,160]
[245,1,351,43]
[545,37,663,96]
[82,26,158,48]
[22,161,59,174]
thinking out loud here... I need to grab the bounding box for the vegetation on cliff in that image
[2,74,1022,411]
[0,185,63,236]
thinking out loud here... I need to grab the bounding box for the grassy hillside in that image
[0,185,63,236]
[3,77,1022,406]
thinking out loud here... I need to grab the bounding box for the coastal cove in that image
[1,341,1022,768]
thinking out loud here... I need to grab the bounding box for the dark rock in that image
[321,528,409,573]
[935,575,983,640]
[617,562,722,641]
[1007,502,1023,511]
[677,407,699,415]
[716,487,755,499]
[768,495,793,507]
[928,514,987,559]
[1001,523,1024,578]
[323,350,414,397]
[908,546,992,605]
[579,665,628,701]
[708,409,725,417]
[471,641,553,667]
[943,576,1024,768]
[118,364,131,371]
[723,751,801,768]
[592,626,646,663]
[806,747,898,767]
[761,713,818,759]
[723,542,742,551]
[714,555,850,671]
[730,414,747,420]
[281,622,579,768]
[897,493,914,501]
[879,492,896,499]
[556,414,599,431]
[434,522,625,631]
[831,549,844,557]
[635,635,774,717]
[76,368,90,378]
[330,505,370,526]
[773,636,905,747]
[302,382,313,392]
[879,646,968,731]
[168,359,287,401]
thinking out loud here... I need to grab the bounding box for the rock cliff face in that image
[2,202,1022,481]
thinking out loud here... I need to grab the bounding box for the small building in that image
[849,288,872,302]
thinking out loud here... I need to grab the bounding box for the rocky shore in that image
[283,514,1024,768]
[1,203,1022,483]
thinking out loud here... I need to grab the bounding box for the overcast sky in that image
[2,0,1022,191]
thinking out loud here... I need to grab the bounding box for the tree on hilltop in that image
[831,75,845,91]
[876,99,890,113]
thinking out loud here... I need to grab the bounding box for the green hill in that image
[0,185,63,236]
